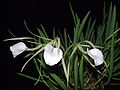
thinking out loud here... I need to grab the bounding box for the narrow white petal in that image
[10,42,28,58]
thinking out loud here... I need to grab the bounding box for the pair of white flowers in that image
[10,42,63,66]
[10,42,104,66]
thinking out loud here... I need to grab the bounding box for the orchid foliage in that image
[5,2,120,90]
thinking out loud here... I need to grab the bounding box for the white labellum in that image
[87,48,104,66]
[10,42,28,58]
[43,44,63,66]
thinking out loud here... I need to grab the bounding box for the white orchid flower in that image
[87,48,104,66]
[10,42,28,58]
[43,44,63,66]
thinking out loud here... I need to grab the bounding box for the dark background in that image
[0,0,120,90]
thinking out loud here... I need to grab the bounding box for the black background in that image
[0,0,120,90]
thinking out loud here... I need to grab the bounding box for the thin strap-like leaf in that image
[4,37,33,41]
[79,56,84,90]
[74,56,78,90]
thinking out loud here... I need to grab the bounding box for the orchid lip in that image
[10,42,28,58]
[43,44,63,66]
[87,48,104,66]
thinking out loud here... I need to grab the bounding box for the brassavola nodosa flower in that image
[43,44,63,66]
[10,42,28,58]
[87,48,104,66]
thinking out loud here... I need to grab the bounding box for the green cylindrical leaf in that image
[74,56,78,90]
[79,56,84,90]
